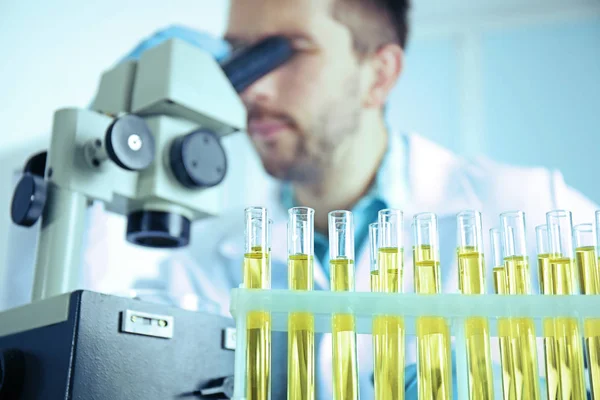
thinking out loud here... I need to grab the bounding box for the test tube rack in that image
[230,288,600,399]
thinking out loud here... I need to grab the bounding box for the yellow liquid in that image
[504,255,531,295]
[458,250,494,399]
[287,254,315,400]
[553,318,586,399]
[417,317,452,400]
[371,270,380,292]
[502,256,541,400]
[577,247,600,399]
[494,266,514,400]
[377,247,403,292]
[585,320,600,400]
[458,247,485,294]
[244,250,271,400]
[576,246,599,295]
[371,247,405,400]
[414,245,452,400]
[244,249,270,290]
[373,312,405,400]
[493,266,507,295]
[549,257,586,399]
[330,258,358,400]
[538,254,552,296]
[494,266,522,400]
[539,254,560,400]
[498,318,540,400]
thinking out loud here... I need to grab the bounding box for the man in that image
[85,0,597,398]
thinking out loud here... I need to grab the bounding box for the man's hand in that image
[120,25,231,63]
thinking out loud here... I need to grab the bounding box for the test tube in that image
[370,222,381,292]
[583,218,600,399]
[499,211,540,399]
[378,209,404,292]
[456,211,493,399]
[287,207,315,400]
[373,209,405,400]
[574,223,599,295]
[535,224,560,399]
[413,213,441,293]
[490,228,507,295]
[413,213,452,400]
[244,207,271,400]
[536,224,558,384]
[490,227,515,400]
[536,225,552,295]
[329,210,358,400]
[500,212,531,294]
[546,210,587,398]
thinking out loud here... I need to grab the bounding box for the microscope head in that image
[89,38,247,248]
[12,36,294,249]
[93,38,247,137]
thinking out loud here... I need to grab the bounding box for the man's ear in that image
[363,44,404,109]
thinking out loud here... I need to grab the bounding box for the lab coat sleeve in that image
[550,169,599,224]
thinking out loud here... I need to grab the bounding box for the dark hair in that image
[333,0,411,54]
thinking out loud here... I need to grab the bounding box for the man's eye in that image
[292,38,315,51]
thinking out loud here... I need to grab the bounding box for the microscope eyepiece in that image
[221,35,295,93]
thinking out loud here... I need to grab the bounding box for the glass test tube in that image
[575,223,600,294]
[490,227,515,400]
[490,228,507,295]
[546,210,586,399]
[580,219,600,399]
[457,211,494,399]
[499,211,540,399]
[378,209,404,291]
[413,213,452,400]
[287,207,315,400]
[244,207,272,400]
[536,225,552,295]
[370,222,381,291]
[329,210,359,400]
[536,224,559,400]
[372,209,405,400]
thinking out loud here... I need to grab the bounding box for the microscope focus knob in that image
[106,115,155,171]
[11,174,47,227]
[198,376,234,398]
[0,349,25,399]
[170,129,227,189]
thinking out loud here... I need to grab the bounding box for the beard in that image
[253,74,363,185]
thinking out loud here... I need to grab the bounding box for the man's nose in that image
[240,71,278,105]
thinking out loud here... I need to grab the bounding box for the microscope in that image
[0,36,293,399]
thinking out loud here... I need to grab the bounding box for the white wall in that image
[389,0,600,206]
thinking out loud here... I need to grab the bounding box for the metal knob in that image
[169,129,227,189]
[11,174,47,227]
[105,115,155,171]
[10,151,48,227]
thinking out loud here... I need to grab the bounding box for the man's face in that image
[226,0,367,183]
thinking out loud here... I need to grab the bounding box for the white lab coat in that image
[147,132,598,399]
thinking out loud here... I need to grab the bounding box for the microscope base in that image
[0,290,235,399]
